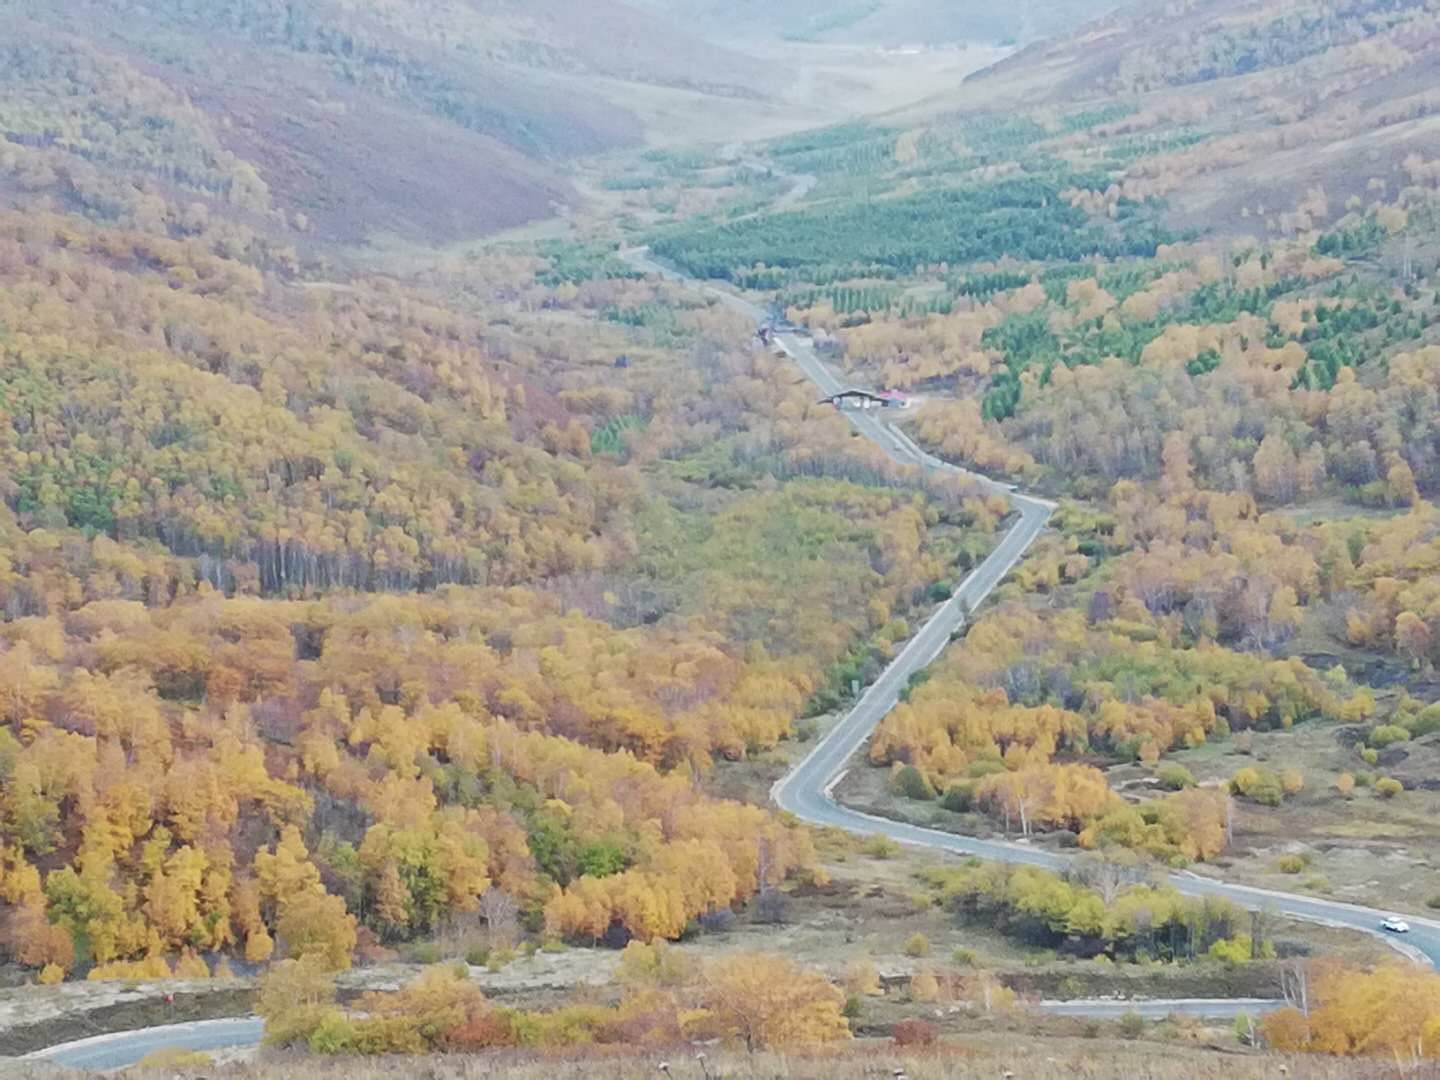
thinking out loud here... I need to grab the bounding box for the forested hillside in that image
[0,187,1004,977]
[0,2,1024,984]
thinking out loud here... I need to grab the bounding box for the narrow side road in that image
[1037,997,1281,1020]
[621,246,1440,970]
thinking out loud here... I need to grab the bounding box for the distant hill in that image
[1,0,778,245]
[903,0,1440,234]
[974,0,1440,93]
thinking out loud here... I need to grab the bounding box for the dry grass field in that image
[8,1036,1431,1079]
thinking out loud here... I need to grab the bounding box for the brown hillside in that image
[2,0,778,246]
[163,47,583,247]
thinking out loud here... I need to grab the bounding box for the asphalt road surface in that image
[623,246,1440,969]
[1037,998,1282,1019]
[23,1016,264,1069]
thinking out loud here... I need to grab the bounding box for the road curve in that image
[23,1016,264,1069]
[622,246,1440,970]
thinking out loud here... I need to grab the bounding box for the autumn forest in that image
[4,0,1440,1072]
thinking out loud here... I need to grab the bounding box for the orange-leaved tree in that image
[1261,962,1440,1057]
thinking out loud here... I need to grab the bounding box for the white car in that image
[1382,917,1411,933]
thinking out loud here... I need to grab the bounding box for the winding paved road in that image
[17,243,1440,1072]
[624,245,1440,970]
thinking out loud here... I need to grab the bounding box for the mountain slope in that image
[0,0,778,245]
[891,0,1440,234]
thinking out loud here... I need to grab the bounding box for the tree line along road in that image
[23,1000,1292,1069]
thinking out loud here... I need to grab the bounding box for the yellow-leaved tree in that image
[257,954,341,1047]
[691,953,849,1051]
